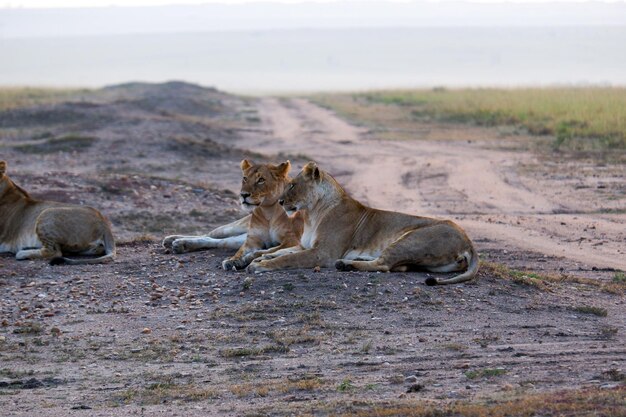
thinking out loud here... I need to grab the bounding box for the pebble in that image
[404,375,418,383]
[141,328,152,334]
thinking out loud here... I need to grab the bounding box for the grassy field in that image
[0,87,88,111]
[313,88,626,152]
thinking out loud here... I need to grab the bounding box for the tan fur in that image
[162,160,303,271]
[248,162,478,285]
[0,161,115,265]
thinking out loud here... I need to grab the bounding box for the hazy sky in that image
[2,0,625,90]
[2,0,621,8]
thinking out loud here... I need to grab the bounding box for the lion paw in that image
[222,258,246,271]
[172,239,192,254]
[162,235,182,249]
[246,261,270,274]
[335,260,355,271]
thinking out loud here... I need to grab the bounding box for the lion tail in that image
[425,246,479,286]
[50,227,116,265]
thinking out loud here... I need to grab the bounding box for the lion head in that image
[239,159,291,210]
[279,161,330,215]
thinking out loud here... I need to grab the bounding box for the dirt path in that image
[250,98,626,271]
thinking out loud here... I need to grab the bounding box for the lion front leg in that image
[172,234,247,254]
[221,235,270,271]
[208,215,251,239]
[246,247,329,273]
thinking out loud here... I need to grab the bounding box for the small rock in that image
[404,375,418,384]
[141,327,152,334]
[313,266,321,272]
[50,327,61,337]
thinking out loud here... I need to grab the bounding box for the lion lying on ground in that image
[0,161,116,265]
[247,162,478,285]
[163,160,303,271]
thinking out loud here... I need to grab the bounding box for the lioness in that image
[247,162,478,285]
[0,161,115,265]
[162,160,303,271]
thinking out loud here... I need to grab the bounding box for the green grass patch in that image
[337,378,354,392]
[219,344,289,358]
[313,87,626,152]
[613,271,626,283]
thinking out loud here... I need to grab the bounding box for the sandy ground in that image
[0,83,624,416]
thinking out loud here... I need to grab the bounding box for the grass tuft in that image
[219,344,289,358]
[465,368,507,379]
[573,305,608,317]
[337,378,354,392]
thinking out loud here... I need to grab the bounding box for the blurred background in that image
[1,0,626,93]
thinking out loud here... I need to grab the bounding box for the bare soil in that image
[0,83,624,416]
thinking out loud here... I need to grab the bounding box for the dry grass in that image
[313,88,626,152]
[325,386,625,417]
[229,376,324,398]
[0,87,88,111]
[573,305,608,317]
[117,381,219,405]
[13,135,97,154]
[480,261,626,295]
[465,368,507,379]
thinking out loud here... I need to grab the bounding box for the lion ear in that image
[240,159,252,171]
[303,161,320,181]
[0,161,6,176]
[275,160,291,177]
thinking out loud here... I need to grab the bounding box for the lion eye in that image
[289,183,295,190]
[257,178,265,184]
[242,177,248,183]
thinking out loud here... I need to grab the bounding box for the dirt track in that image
[0,83,624,416]
[251,98,626,271]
